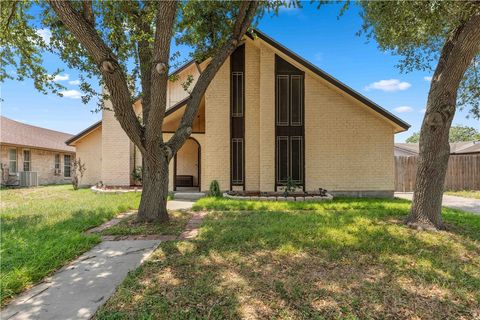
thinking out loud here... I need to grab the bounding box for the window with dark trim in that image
[232,72,244,117]
[275,55,305,188]
[230,44,245,187]
[23,150,31,172]
[276,75,289,126]
[231,138,244,184]
[64,155,71,177]
[290,75,303,126]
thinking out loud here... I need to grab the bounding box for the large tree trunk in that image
[406,13,480,230]
[137,152,170,222]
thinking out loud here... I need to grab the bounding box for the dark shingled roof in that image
[1,116,75,153]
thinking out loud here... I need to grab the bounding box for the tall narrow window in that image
[55,154,60,169]
[64,155,71,177]
[290,76,303,126]
[8,148,17,173]
[23,150,31,172]
[275,55,305,189]
[231,138,244,184]
[276,75,289,125]
[230,44,245,188]
[232,72,244,117]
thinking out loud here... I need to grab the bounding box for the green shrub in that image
[209,180,222,197]
[131,166,142,184]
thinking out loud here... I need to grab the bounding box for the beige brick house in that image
[1,116,75,186]
[68,30,409,197]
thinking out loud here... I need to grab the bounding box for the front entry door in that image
[275,55,305,190]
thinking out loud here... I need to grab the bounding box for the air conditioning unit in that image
[20,171,38,187]
[54,168,62,175]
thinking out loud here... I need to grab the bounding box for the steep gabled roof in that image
[0,116,75,152]
[251,29,410,131]
[70,29,410,143]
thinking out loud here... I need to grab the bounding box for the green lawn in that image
[97,197,480,320]
[0,185,140,305]
[445,190,480,200]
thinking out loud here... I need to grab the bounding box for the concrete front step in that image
[173,192,206,200]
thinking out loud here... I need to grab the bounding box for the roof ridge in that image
[1,116,74,137]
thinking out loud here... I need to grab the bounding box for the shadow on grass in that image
[1,207,127,304]
[97,199,480,319]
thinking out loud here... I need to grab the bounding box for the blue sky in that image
[1,2,478,142]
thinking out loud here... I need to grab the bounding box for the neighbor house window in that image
[8,148,17,173]
[64,155,71,177]
[55,154,61,174]
[23,150,31,172]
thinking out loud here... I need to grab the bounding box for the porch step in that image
[173,192,206,201]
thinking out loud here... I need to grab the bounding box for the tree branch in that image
[83,0,94,26]
[47,0,145,153]
[167,1,259,155]
[145,0,178,149]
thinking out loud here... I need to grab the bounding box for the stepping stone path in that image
[1,201,206,320]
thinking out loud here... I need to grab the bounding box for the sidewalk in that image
[1,200,198,320]
[395,192,480,215]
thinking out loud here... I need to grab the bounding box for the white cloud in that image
[365,79,411,92]
[314,52,323,62]
[36,28,52,44]
[420,108,426,113]
[68,80,81,85]
[424,76,432,82]
[50,73,69,82]
[394,106,413,113]
[60,89,81,99]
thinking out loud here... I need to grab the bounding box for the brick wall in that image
[303,72,394,192]
[74,127,102,186]
[259,43,276,191]
[1,145,74,185]
[203,57,231,191]
[101,99,131,186]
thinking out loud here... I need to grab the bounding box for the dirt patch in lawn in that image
[99,210,193,237]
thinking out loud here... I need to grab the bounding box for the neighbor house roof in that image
[69,29,411,144]
[395,142,480,156]
[0,116,75,153]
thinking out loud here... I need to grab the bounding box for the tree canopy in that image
[406,125,480,143]
[1,0,281,106]
[357,1,480,119]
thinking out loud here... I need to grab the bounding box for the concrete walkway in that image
[1,200,195,320]
[395,192,480,215]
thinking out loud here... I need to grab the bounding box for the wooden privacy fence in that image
[395,154,480,192]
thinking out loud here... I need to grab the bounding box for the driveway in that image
[395,192,480,215]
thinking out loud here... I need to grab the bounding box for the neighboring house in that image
[0,116,76,186]
[68,30,409,197]
[395,142,480,157]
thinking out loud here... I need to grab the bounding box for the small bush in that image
[131,166,142,184]
[209,180,222,197]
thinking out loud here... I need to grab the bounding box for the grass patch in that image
[445,190,480,200]
[101,210,193,236]
[0,185,140,305]
[97,198,480,319]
